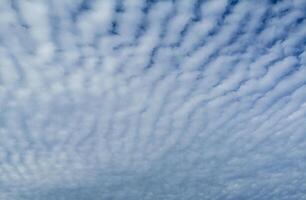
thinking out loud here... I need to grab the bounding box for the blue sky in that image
[0,0,306,199]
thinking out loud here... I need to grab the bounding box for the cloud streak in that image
[0,0,306,199]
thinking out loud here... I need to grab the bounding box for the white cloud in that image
[0,0,306,199]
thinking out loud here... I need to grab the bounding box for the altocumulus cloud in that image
[0,0,306,199]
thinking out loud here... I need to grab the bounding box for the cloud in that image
[0,0,306,199]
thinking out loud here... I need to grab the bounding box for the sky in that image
[0,0,306,199]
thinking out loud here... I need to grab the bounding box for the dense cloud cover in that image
[0,0,306,199]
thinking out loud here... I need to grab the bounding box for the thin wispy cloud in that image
[0,0,306,199]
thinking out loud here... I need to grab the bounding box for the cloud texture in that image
[0,0,306,199]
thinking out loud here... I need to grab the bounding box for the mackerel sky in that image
[0,0,306,199]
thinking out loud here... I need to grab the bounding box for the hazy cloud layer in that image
[1,0,306,199]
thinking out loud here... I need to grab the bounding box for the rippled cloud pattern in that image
[1,0,306,199]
